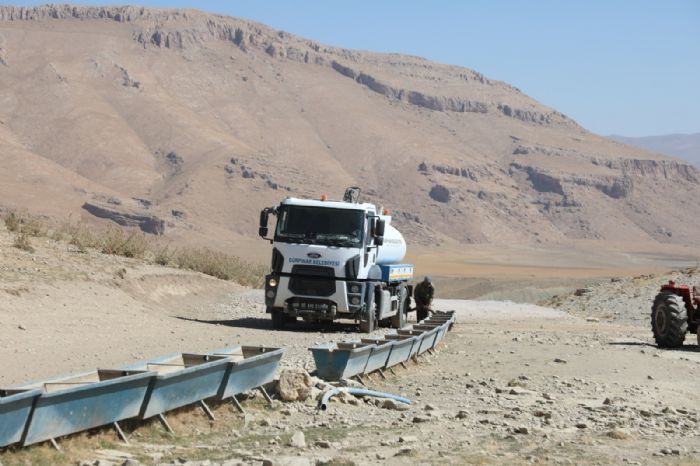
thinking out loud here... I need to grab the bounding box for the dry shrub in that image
[3,210,47,236]
[173,247,265,287]
[4,211,20,232]
[100,228,149,259]
[153,243,173,266]
[13,232,35,253]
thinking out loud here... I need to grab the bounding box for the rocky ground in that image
[3,298,700,465]
[544,266,700,328]
[3,224,700,465]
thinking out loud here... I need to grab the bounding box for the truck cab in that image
[259,188,413,332]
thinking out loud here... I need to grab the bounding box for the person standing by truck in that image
[414,276,434,321]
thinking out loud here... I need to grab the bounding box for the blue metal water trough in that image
[414,323,447,349]
[124,353,229,422]
[209,346,284,405]
[397,328,434,355]
[309,341,374,381]
[358,339,393,375]
[378,335,416,368]
[15,369,154,446]
[0,388,41,448]
[383,333,420,359]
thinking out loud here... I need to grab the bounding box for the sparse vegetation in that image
[12,231,35,253]
[1,211,265,286]
[173,246,266,287]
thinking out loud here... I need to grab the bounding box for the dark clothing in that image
[414,282,434,307]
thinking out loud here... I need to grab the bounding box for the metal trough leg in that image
[231,395,246,415]
[355,374,366,386]
[49,438,61,450]
[114,421,129,445]
[259,386,273,406]
[158,414,174,434]
[388,367,397,376]
[399,362,408,370]
[377,368,387,380]
[200,400,216,421]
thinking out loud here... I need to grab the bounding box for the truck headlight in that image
[268,277,278,287]
[350,284,360,294]
[266,290,275,299]
[351,296,360,305]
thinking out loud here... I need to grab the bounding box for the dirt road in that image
[4,286,700,465]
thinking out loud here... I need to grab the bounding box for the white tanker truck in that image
[258,187,414,332]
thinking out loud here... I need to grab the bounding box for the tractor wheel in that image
[271,310,286,330]
[651,292,688,348]
[391,286,409,329]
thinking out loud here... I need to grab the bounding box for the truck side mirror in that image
[259,210,269,238]
[374,218,385,246]
[375,219,386,237]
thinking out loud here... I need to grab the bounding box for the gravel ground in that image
[542,267,700,328]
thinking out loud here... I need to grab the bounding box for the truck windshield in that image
[275,205,364,247]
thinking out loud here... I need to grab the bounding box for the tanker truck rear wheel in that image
[651,292,687,348]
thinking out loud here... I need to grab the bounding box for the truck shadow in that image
[175,316,364,333]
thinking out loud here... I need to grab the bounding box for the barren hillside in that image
[1,4,699,257]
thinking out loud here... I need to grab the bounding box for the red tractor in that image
[651,280,700,347]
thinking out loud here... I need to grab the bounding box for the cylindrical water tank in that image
[376,222,406,265]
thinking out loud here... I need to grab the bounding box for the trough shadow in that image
[175,316,364,334]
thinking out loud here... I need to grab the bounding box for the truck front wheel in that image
[271,309,286,329]
[360,286,377,333]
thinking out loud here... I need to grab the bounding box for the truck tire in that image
[391,286,408,329]
[271,310,286,330]
[651,292,687,348]
[360,286,377,333]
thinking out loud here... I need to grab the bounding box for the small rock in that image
[315,440,331,449]
[575,423,587,429]
[455,410,469,419]
[288,431,306,448]
[413,415,431,423]
[513,427,529,435]
[399,435,418,443]
[554,358,567,364]
[17,324,26,330]
[381,399,409,411]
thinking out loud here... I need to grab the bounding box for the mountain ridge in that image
[1,4,699,257]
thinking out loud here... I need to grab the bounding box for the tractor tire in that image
[391,286,409,329]
[271,310,286,330]
[651,292,688,348]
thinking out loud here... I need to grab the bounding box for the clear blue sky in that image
[9,0,700,136]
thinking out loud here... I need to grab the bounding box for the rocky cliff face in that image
[1,4,699,252]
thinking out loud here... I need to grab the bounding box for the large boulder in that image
[277,368,313,401]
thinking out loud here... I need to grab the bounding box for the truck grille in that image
[289,265,336,297]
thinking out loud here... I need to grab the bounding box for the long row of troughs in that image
[1,310,456,450]
[310,311,456,381]
[0,346,283,449]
